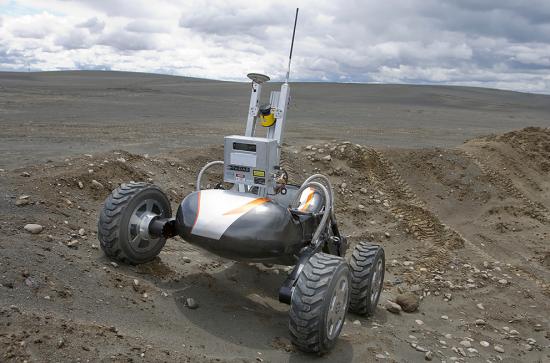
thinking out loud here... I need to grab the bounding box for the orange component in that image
[223,198,270,216]
[299,190,315,211]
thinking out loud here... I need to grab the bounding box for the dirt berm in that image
[1,127,549,362]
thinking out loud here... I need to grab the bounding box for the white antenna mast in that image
[285,8,299,83]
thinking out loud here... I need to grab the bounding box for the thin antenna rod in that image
[285,8,299,83]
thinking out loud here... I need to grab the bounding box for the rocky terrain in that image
[1,126,549,362]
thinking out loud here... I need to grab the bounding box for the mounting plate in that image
[247,73,270,84]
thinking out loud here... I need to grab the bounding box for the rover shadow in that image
[173,262,290,349]
[171,262,353,362]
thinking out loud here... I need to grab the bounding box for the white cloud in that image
[0,0,549,93]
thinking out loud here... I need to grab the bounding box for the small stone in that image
[322,155,331,161]
[395,293,420,313]
[479,341,490,347]
[78,181,84,189]
[352,320,361,326]
[44,295,51,300]
[133,279,139,287]
[78,228,86,236]
[403,261,414,266]
[21,171,31,177]
[498,279,508,285]
[441,315,449,320]
[16,197,30,206]
[186,297,198,309]
[475,319,486,326]
[425,351,433,361]
[25,277,39,289]
[443,293,452,301]
[384,232,391,238]
[415,345,428,352]
[385,300,402,314]
[182,257,191,263]
[340,182,347,189]
[24,224,43,234]
[110,262,118,268]
[66,240,79,248]
[415,319,424,326]
[375,353,386,359]
[494,345,504,353]
[91,180,104,189]
[460,340,471,348]
[91,244,98,249]
[358,204,365,210]
[360,188,367,194]
[476,303,484,310]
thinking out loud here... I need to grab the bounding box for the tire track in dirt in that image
[364,149,466,252]
[461,150,550,224]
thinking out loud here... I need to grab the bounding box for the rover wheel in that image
[98,182,171,265]
[349,242,385,316]
[289,252,351,353]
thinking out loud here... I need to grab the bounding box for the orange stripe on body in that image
[223,198,270,216]
[299,190,315,211]
[192,191,201,228]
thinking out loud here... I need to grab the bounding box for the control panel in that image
[223,135,279,190]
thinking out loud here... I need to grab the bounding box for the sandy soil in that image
[1,72,549,362]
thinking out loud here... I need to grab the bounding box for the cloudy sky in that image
[1,0,549,93]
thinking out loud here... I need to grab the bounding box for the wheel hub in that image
[371,259,383,304]
[326,275,349,340]
[127,199,165,253]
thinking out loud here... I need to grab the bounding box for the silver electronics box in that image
[223,135,279,189]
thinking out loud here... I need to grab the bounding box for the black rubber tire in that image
[349,242,385,316]
[289,252,351,353]
[97,182,171,265]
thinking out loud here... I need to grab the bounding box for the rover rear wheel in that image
[289,252,351,353]
[98,182,171,265]
[349,242,385,316]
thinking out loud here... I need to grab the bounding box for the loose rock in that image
[494,345,504,353]
[186,297,199,309]
[24,224,43,234]
[67,240,79,248]
[395,293,420,313]
[425,351,433,361]
[91,180,104,190]
[385,300,402,314]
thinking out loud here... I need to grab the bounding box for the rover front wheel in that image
[349,242,385,316]
[289,252,351,353]
[98,182,172,265]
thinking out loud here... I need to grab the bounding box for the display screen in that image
[233,142,256,152]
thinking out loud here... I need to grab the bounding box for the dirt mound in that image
[1,129,549,362]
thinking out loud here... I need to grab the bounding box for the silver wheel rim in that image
[326,275,349,340]
[127,199,164,253]
[370,259,383,305]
